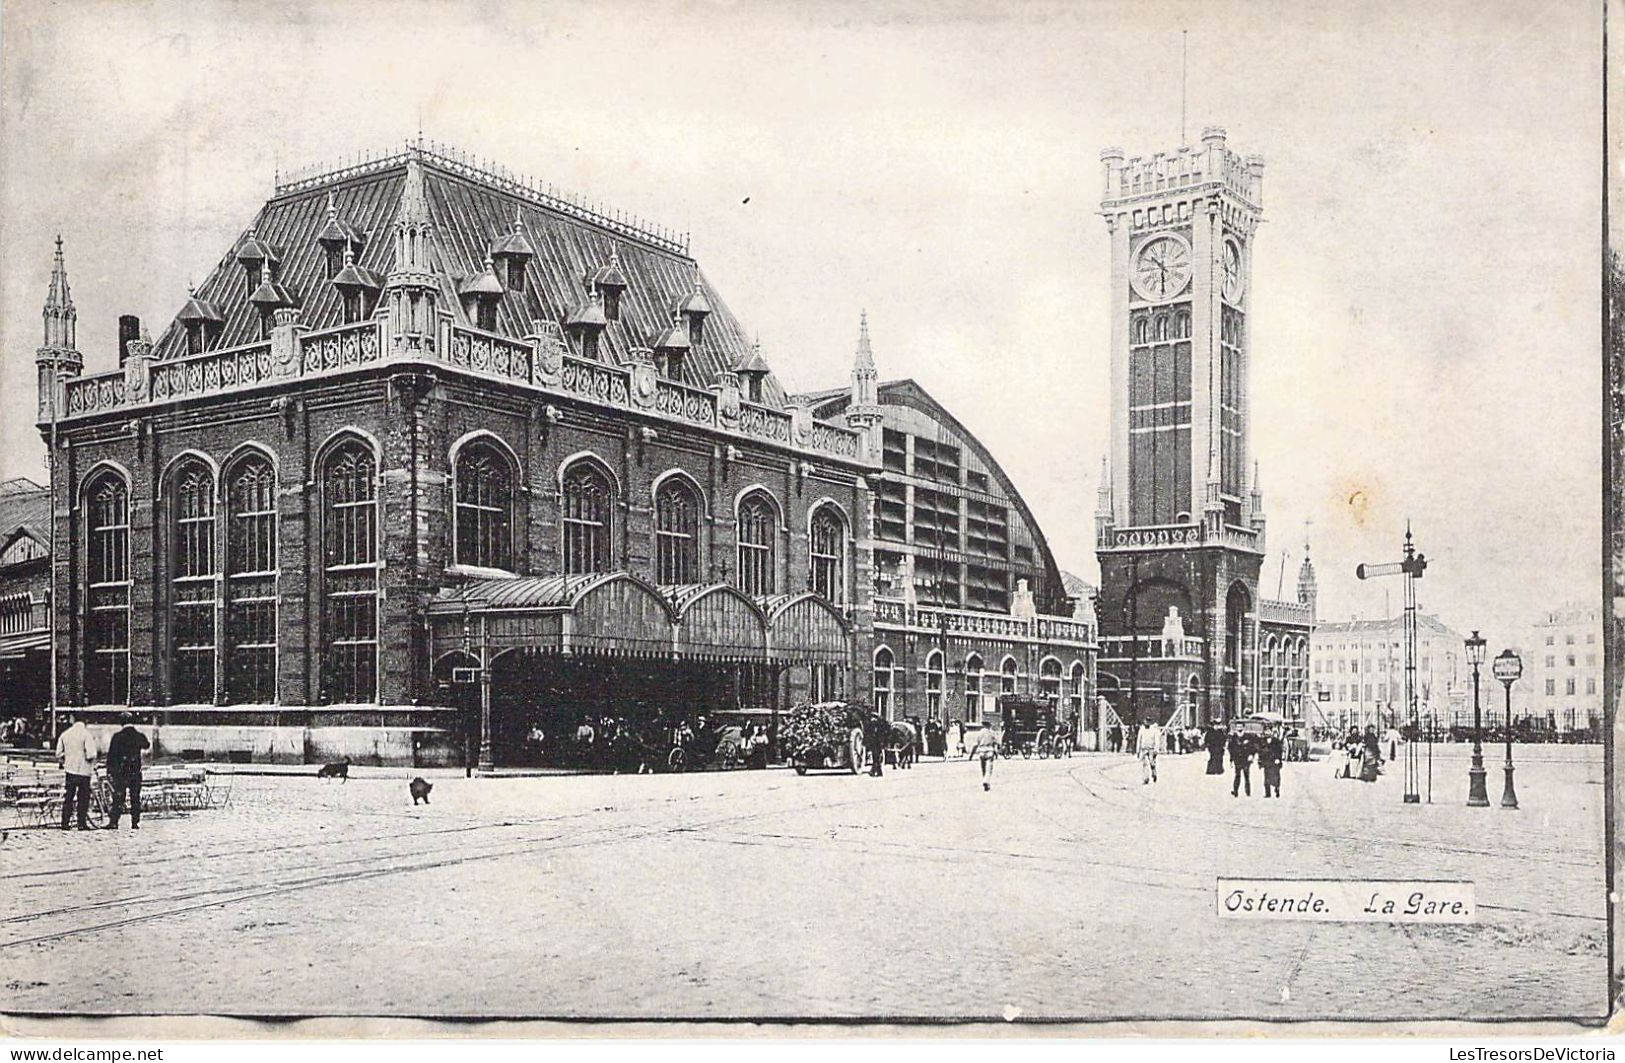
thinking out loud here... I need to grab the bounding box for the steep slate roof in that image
[0,479,49,548]
[150,150,786,404]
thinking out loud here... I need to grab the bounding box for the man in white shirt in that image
[55,714,99,831]
[1138,718,1162,785]
[1384,725,1401,762]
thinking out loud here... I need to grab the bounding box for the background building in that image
[1525,602,1603,736]
[1092,127,1312,731]
[1310,612,1464,734]
[803,321,1097,742]
[0,476,51,732]
[35,143,873,766]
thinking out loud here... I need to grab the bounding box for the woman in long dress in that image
[1359,725,1382,782]
[1205,724,1226,774]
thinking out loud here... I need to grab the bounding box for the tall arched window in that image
[809,505,846,603]
[964,652,984,723]
[561,460,613,575]
[455,441,515,571]
[322,440,378,703]
[169,461,218,704]
[873,646,894,719]
[226,455,277,703]
[1039,657,1062,702]
[84,472,131,704]
[654,477,700,585]
[1001,655,1019,695]
[1068,661,1087,725]
[925,649,944,720]
[736,491,776,597]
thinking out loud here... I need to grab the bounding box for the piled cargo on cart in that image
[781,702,867,776]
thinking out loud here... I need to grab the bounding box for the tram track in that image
[0,766,1028,951]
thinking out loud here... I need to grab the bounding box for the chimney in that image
[118,315,140,367]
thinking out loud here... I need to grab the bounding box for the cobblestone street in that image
[0,745,1607,1022]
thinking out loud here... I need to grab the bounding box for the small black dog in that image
[316,761,349,782]
[409,777,433,805]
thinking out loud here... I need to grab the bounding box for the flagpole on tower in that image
[1180,29,1188,145]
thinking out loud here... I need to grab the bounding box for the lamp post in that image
[1492,649,1521,809]
[1465,630,1489,807]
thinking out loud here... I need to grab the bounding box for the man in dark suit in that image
[864,711,888,777]
[105,712,151,830]
[1228,725,1256,798]
[1259,724,1284,798]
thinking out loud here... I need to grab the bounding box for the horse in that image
[885,720,919,769]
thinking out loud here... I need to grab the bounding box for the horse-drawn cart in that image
[782,702,867,775]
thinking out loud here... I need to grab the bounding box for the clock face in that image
[1131,234,1192,303]
[1223,238,1245,302]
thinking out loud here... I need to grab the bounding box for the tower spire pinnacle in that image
[42,235,76,350]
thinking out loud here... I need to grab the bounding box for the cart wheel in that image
[848,727,866,774]
[794,764,808,776]
[667,748,687,772]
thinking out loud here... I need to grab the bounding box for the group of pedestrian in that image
[1339,724,1385,783]
[1223,724,1284,798]
[52,712,149,831]
[0,715,40,749]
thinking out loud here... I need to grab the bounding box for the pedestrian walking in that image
[1259,724,1284,798]
[1228,725,1255,797]
[1204,723,1227,775]
[1359,724,1383,783]
[1137,718,1162,785]
[1384,724,1401,763]
[104,712,150,830]
[54,714,98,831]
[864,710,887,777]
[1107,720,1123,754]
[968,723,999,790]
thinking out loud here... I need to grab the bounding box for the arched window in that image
[1154,315,1170,341]
[1068,661,1087,724]
[84,472,131,704]
[873,646,894,719]
[1039,657,1062,702]
[561,460,613,575]
[809,505,846,604]
[736,491,776,597]
[654,477,700,585]
[169,461,218,704]
[1175,309,1191,338]
[925,649,944,721]
[455,442,515,571]
[225,455,277,703]
[322,440,378,703]
[1001,655,1019,695]
[1133,318,1149,345]
[964,652,984,723]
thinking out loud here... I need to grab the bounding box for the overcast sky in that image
[0,0,1604,650]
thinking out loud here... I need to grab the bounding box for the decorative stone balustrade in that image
[1097,634,1206,661]
[48,315,863,463]
[1098,521,1263,555]
[63,372,127,415]
[875,596,1096,647]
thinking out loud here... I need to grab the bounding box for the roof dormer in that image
[316,191,362,279]
[565,288,608,360]
[589,248,628,322]
[177,285,225,355]
[236,227,278,292]
[489,210,537,295]
[332,243,383,324]
[735,340,770,404]
[651,314,691,382]
[248,266,295,339]
[458,255,505,331]
[678,277,712,345]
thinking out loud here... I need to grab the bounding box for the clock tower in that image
[1094,127,1269,730]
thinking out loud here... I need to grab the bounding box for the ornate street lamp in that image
[1465,630,1489,807]
[1492,648,1522,809]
